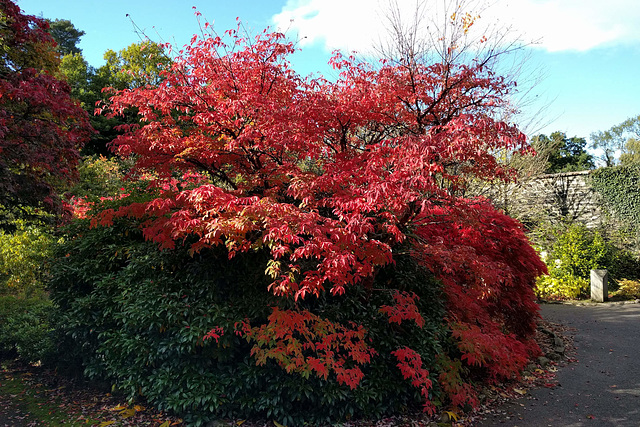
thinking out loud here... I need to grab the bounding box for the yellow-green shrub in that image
[550,224,610,279]
[535,275,589,300]
[0,221,57,297]
[614,279,640,299]
[534,223,618,300]
[67,155,127,202]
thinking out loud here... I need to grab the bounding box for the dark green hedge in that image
[49,214,449,426]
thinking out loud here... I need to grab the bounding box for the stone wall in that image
[481,170,606,228]
[515,170,603,228]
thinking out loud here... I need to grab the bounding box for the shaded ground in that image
[479,302,640,427]
[0,362,184,426]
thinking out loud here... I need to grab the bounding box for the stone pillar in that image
[590,269,608,302]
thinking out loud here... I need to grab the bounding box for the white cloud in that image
[487,0,640,52]
[272,0,386,53]
[272,0,640,53]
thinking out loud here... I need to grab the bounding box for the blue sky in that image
[16,0,640,148]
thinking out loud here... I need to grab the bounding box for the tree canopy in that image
[46,18,85,56]
[0,0,91,227]
[56,41,171,156]
[100,41,170,90]
[591,114,640,166]
[88,22,545,411]
[531,131,593,173]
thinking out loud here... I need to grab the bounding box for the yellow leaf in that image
[133,405,145,412]
[445,410,459,421]
[273,421,287,427]
[99,422,116,427]
[158,422,171,427]
[120,408,136,418]
[514,388,527,395]
[110,404,128,411]
[236,421,246,426]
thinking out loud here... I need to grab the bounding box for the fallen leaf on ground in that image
[120,408,136,418]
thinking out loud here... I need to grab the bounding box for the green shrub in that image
[49,214,449,426]
[607,249,640,284]
[0,296,55,364]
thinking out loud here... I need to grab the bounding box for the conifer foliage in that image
[87,19,546,415]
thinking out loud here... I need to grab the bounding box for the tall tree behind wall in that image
[532,131,594,173]
[591,114,640,167]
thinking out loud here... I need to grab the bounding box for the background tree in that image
[58,52,94,106]
[615,115,640,166]
[0,0,92,228]
[531,131,594,173]
[99,41,169,89]
[56,41,171,156]
[620,137,640,165]
[46,18,84,56]
[54,38,170,156]
[47,19,94,108]
[591,114,640,166]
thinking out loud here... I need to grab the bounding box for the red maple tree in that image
[0,0,92,224]
[96,22,546,409]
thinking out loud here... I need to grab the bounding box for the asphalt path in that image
[479,302,640,427]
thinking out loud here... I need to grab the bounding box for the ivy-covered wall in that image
[590,165,640,231]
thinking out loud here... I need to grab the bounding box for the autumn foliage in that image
[68,18,547,419]
[0,0,91,224]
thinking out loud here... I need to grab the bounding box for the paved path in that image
[480,302,640,426]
